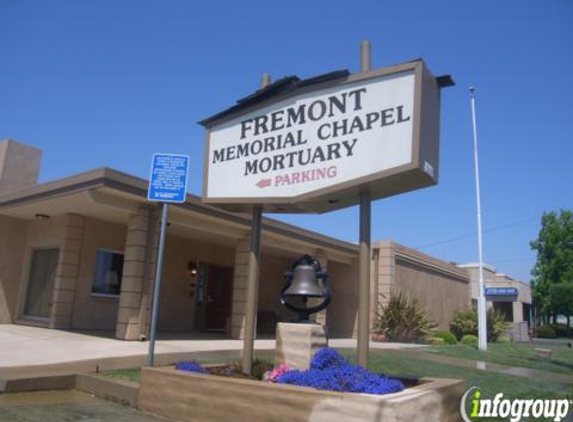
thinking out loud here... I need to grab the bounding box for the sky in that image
[1,0,572,283]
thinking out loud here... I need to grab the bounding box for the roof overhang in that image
[0,167,358,262]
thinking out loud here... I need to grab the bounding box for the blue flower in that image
[310,347,349,370]
[175,361,207,373]
[277,347,404,395]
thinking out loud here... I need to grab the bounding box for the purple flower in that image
[310,347,349,370]
[277,348,404,395]
[175,361,207,373]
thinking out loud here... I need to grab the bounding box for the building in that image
[457,263,532,324]
[458,262,532,340]
[0,139,528,341]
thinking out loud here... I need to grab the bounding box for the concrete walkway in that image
[0,324,422,369]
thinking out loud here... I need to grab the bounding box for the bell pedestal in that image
[274,322,327,370]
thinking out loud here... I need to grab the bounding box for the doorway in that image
[204,265,234,331]
[23,248,59,319]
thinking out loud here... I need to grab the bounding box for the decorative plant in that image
[450,308,508,342]
[449,308,477,340]
[373,292,437,342]
[265,363,291,383]
[535,325,557,339]
[461,334,478,347]
[309,347,348,370]
[434,330,457,345]
[277,348,404,395]
[428,337,445,345]
[175,361,207,373]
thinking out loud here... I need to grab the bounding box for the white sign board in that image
[201,61,441,213]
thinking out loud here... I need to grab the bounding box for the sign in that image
[485,287,519,302]
[200,60,443,213]
[148,153,190,203]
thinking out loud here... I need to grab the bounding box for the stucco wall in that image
[326,260,359,338]
[0,215,28,323]
[373,241,470,331]
[159,235,235,332]
[394,259,470,329]
[71,217,126,330]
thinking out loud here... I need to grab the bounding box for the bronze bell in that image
[283,263,325,298]
[280,255,331,323]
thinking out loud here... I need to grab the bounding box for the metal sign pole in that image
[147,202,169,366]
[242,73,271,375]
[357,40,372,368]
[242,204,262,374]
[470,87,488,352]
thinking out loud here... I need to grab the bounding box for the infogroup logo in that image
[460,387,571,422]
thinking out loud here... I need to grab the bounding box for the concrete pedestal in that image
[274,322,327,370]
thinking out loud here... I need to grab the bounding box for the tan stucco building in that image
[0,139,527,341]
[458,262,532,325]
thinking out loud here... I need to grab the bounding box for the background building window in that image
[92,250,124,296]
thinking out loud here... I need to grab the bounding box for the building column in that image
[512,300,523,323]
[49,214,85,329]
[116,206,158,340]
[230,237,251,339]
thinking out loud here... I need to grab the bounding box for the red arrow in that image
[256,178,272,188]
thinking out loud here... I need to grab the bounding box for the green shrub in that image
[450,308,477,341]
[496,336,512,344]
[488,309,508,343]
[450,308,507,342]
[461,334,478,347]
[536,325,557,339]
[434,330,457,345]
[373,292,437,343]
[549,323,571,338]
[428,337,445,345]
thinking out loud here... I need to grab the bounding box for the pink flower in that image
[267,363,290,383]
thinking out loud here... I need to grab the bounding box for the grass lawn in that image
[102,349,572,403]
[426,342,573,375]
[358,350,572,402]
[102,367,142,383]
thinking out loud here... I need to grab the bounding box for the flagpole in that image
[470,87,488,352]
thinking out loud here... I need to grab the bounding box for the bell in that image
[283,263,325,298]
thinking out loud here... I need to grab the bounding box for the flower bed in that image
[139,349,465,422]
[175,348,405,396]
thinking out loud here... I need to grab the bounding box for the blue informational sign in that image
[485,287,518,302]
[147,153,190,203]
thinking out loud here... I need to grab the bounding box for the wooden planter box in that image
[138,367,465,422]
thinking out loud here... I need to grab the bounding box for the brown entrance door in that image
[24,248,59,319]
[204,265,234,331]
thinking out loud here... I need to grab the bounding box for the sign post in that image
[242,73,271,375]
[357,40,371,368]
[147,153,190,366]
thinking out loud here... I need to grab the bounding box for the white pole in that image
[470,87,488,352]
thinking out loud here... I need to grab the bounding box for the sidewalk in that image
[0,324,422,379]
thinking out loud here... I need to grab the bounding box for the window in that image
[91,250,124,296]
